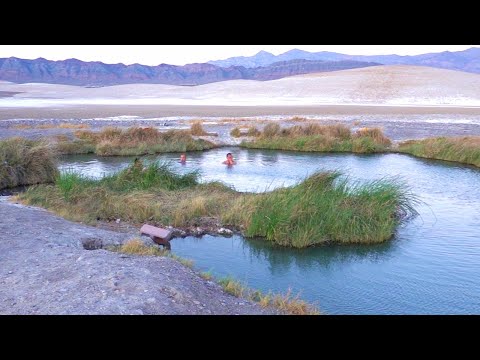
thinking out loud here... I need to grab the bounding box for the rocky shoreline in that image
[0,197,279,315]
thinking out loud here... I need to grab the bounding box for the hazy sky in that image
[0,45,478,66]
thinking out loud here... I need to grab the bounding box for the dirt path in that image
[0,197,277,315]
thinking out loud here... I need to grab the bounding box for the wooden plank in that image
[140,224,172,241]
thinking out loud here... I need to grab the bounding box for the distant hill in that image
[0,57,378,86]
[3,65,479,107]
[208,47,480,74]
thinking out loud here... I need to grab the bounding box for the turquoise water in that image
[59,149,480,314]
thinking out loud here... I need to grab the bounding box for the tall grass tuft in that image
[97,159,200,192]
[231,126,260,138]
[354,127,391,146]
[243,123,391,154]
[56,170,96,200]
[398,136,480,167]
[66,127,216,156]
[230,127,242,138]
[224,171,418,247]
[0,137,59,190]
[190,121,208,136]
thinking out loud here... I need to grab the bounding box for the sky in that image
[0,45,478,66]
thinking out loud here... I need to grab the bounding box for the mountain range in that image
[0,57,378,86]
[208,47,480,73]
[1,47,479,87]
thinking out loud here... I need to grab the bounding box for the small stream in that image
[59,148,480,314]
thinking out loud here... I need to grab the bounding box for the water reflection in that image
[243,236,395,272]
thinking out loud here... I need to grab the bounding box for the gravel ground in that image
[1,105,480,142]
[0,197,278,315]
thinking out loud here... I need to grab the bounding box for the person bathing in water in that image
[179,153,187,164]
[222,152,236,166]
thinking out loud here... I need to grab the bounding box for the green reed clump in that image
[62,127,216,156]
[398,136,480,167]
[100,160,200,192]
[224,171,417,247]
[242,124,391,154]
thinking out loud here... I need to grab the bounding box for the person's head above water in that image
[180,154,186,163]
[223,152,235,165]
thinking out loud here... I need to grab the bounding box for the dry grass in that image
[218,277,320,315]
[70,126,216,156]
[190,121,209,136]
[247,126,261,137]
[13,124,32,130]
[37,124,56,129]
[112,239,195,267]
[270,289,320,315]
[200,271,214,281]
[231,126,261,138]
[173,196,207,226]
[58,123,90,129]
[354,127,391,146]
[230,127,242,138]
[218,277,245,297]
[286,116,309,122]
[0,137,59,190]
[169,253,195,268]
[116,238,167,256]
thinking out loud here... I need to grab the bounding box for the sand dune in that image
[0,65,479,107]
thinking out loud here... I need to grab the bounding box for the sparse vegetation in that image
[218,277,320,315]
[288,116,308,122]
[200,270,214,281]
[230,126,260,138]
[242,123,391,154]
[0,137,59,190]
[110,239,194,268]
[230,127,242,138]
[247,126,260,137]
[397,136,480,168]
[190,121,209,136]
[114,238,167,256]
